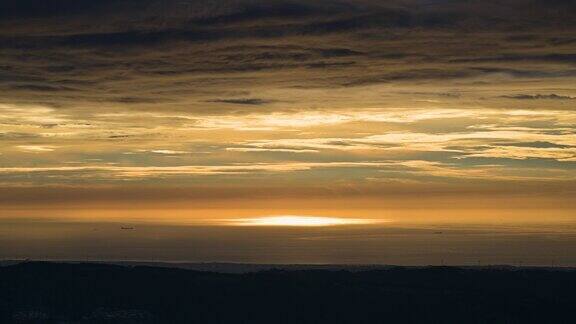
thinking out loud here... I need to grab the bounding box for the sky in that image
[1,0,576,264]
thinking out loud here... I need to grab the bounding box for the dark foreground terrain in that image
[1,262,575,323]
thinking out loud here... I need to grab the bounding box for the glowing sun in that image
[227,215,382,227]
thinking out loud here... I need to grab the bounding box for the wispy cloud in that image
[0,161,398,178]
[16,145,57,152]
[1,0,576,201]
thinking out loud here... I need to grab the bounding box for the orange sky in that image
[1,0,576,264]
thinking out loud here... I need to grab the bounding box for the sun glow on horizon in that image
[226,215,384,227]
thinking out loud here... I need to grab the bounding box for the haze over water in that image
[2,204,575,266]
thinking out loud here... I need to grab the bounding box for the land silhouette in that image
[1,261,575,323]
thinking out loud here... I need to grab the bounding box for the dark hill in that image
[1,262,575,323]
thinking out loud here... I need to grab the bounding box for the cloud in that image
[1,0,576,202]
[144,150,192,155]
[451,54,576,65]
[16,145,56,152]
[226,147,318,153]
[0,0,575,111]
[501,94,576,100]
[463,147,576,161]
[230,128,576,159]
[207,98,274,105]
[0,161,398,179]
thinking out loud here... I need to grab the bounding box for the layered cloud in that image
[1,0,576,112]
[0,0,575,203]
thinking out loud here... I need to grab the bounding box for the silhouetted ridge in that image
[1,262,575,323]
